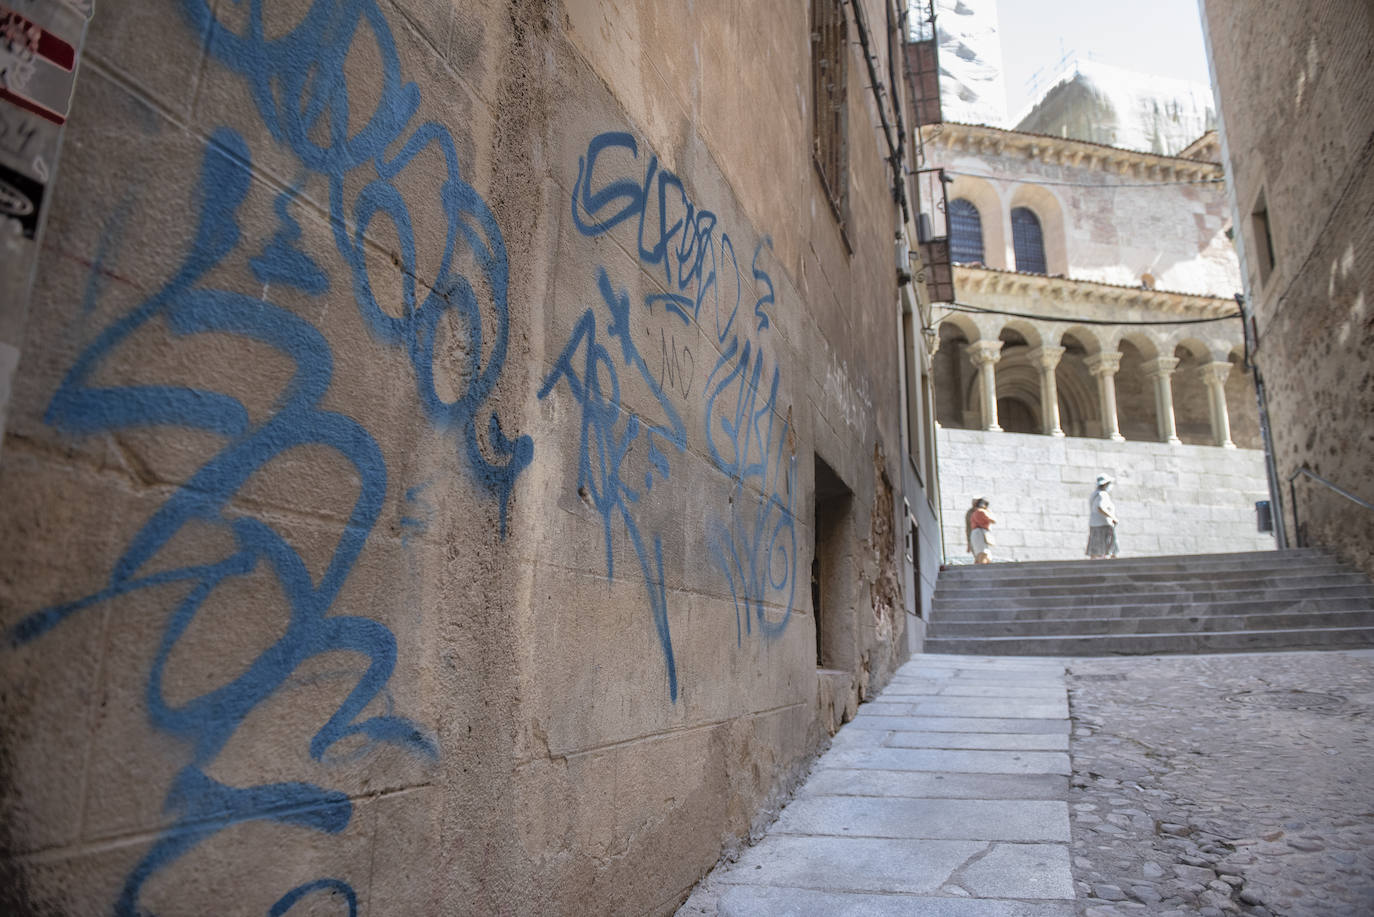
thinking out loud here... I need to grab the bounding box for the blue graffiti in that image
[10,0,530,912]
[539,267,688,699]
[704,335,797,645]
[269,879,358,917]
[399,482,435,546]
[547,132,797,696]
[185,0,532,527]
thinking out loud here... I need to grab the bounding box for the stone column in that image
[1200,361,1236,448]
[967,340,1004,432]
[1085,352,1126,441]
[1143,356,1182,445]
[1026,345,1065,436]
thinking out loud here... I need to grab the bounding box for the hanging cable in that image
[937,301,1242,326]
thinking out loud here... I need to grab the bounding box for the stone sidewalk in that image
[679,654,1077,916]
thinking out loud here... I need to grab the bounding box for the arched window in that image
[947,198,984,264]
[1011,207,1047,274]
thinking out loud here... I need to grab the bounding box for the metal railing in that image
[1287,465,1374,547]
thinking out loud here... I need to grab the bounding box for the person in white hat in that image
[1086,474,1119,559]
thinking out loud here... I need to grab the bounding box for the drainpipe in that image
[1238,294,1288,548]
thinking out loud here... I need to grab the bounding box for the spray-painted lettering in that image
[544,132,796,699]
[10,0,530,912]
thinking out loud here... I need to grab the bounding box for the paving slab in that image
[844,715,1069,734]
[884,731,1069,751]
[716,836,992,896]
[799,768,1068,800]
[773,797,1070,842]
[956,843,1076,898]
[714,886,1077,917]
[901,668,1067,683]
[678,653,1076,915]
[933,684,1068,699]
[855,701,916,715]
[910,697,1069,719]
[823,747,1071,775]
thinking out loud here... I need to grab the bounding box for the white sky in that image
[995,0,1213,118]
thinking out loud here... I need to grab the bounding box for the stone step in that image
[936,549,1322,580]
[928,550,1374,657]
[932,567,1361,597]
[933,582,1374,612]
[923,626,1374,657]
[936,554,1337,586]
[928,609,1374,639]
[930,594,1374,623]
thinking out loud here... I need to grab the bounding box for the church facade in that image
[916,121,1274,561]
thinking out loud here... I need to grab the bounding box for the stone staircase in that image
[926,548,1374,655]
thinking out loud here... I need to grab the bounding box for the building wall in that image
[938,429,1274,562]
[1202,0,1374,574]
[927,129,1239,296]
[0,1,925,914]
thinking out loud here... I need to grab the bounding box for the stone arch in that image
[1115,337,1159,442]
[936,309,987,343]
[997,318,1043,349]
[993,360,1042,434]
[1169,334,1224,364]
[1057,324,1104,355]
[932,313,986,429]
[1007,183,1069,276]
[1172,339,1213,445]
[946,175,1007,270]
[993,325,1040,434]
[1114,329,1161,361]
[1055,329,1100,437]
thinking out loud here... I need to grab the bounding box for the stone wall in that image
[1202,0,1374,575]
[0,1,925,914]
[938,429,1274,562]
[925,125,1239,297]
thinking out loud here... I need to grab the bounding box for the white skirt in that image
[1086,524,1118,556]
[970,528,992,555]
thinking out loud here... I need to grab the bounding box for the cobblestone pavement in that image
[1066,650,1374,917]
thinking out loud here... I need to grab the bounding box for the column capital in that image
[967,339,1004,367]
[1142,356,1180,379]
[1085,351,1122,376]
[1199,361,1233,386]
[1026,345,1066,370]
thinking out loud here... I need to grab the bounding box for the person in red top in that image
[964,497,997,564]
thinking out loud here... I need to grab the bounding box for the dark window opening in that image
[1011,206,1047,274]
[813,455,853,669]
[908,512,921,618]
[901,310,923,482]
[811,0,848,229]
[1251,190,1276,285]
[948,197,984,264]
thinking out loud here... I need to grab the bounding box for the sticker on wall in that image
[0,4,80,125]
[0,160,41,237]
